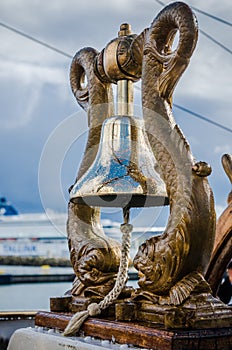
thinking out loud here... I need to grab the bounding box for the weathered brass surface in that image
[65,0,232,336]
[131,2,207,296]
[68,45,121,299]
[94,23,142,83]
[206,154,232,295]
[222,153,232,204]
[70,115,168,207]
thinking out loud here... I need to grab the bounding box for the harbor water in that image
[0,266,138,311]
[0,281,72,311]
[0,265,72,311]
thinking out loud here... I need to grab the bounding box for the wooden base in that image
[35,311,232,350]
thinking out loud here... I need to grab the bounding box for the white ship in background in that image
[0,197,164,260]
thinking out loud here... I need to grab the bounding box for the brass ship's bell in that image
[70,114,169,208]
[70,27,169,209]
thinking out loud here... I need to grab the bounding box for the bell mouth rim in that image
[70,193,169,208]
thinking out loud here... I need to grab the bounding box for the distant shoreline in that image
[0,256,71,267]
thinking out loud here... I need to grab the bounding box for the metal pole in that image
[117,79,134,116]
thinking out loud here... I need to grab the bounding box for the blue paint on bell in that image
[70,115,169,208]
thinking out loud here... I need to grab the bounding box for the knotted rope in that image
[63,222,133,336]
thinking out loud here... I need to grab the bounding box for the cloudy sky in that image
[0,0,231,227]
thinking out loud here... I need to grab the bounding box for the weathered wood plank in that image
[35,311,232,350]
